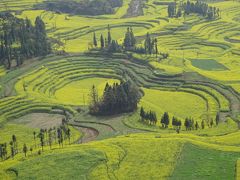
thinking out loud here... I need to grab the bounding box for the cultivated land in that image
[0,0,240,179]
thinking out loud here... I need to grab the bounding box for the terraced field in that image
[1,0,240,179]
[4,0,240,84]
[0,52,239,135]
[8,52,238,124]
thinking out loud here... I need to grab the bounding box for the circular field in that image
[55,78,119,105]
[140,88,208,120]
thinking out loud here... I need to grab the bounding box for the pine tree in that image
[140,107,145,121]
[100,34,104,48]
[39,129,44,151]
[57,128,63,148]
[0,143,8,160]
[48,129,53,149]
[184,118,189,130]
[164,112,169,128]
[154,38,158,57]
[215,113,220,126]
[144,33,152,54]
[130,27,136,48]
[195,121,199,130]
[10,141,14,159]
[33,131,36,148]
[66,128,71,145]
[90,85,98,106]
[107,25,111,47]
[12,135,17,154]
[34,16,50,56]
[161,112,169,128]
[23,143,28,157]
[123,27,131,50]
[201,120,205,129]
[93,32,97,47]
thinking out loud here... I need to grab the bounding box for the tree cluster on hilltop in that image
[35,0,123,16]
[168,0,220,20]
[92,25,122,53]
[93,26,168,59]
[89,81,142,115]
[0,12,51,69]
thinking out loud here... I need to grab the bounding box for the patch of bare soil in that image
[12,113,65,129]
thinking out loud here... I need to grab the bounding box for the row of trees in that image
[0,135,22,160]
[0,12,51,69]
[34,121,71,152]
[0,135,18,160]
[184,114,220,131]
[140,107,157,125]
[89,81,142,115]
[0,119,71,161]
[184,117,201,131]
[92,25,121,53]
[168,0,220,20]
[124,28,160,56]
[139,108,220,132]
[140,109,182,129]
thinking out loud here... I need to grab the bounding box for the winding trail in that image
[69,119,118,143]
[69,122,99,143]
[76,126,99,143]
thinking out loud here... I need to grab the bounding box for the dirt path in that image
[69,121,100,143]
[76,126,99,143]
[74,120,116,132]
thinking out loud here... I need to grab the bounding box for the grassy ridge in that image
[1,133,240,179]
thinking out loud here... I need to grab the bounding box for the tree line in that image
[140,107,157,125]
[168,0,220,20]
[0,12,51,69]
[92,25,122,53]
[36,0,123,16]
[139,107,221,132]
[0,118,72,161]
[89,81,142,115]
